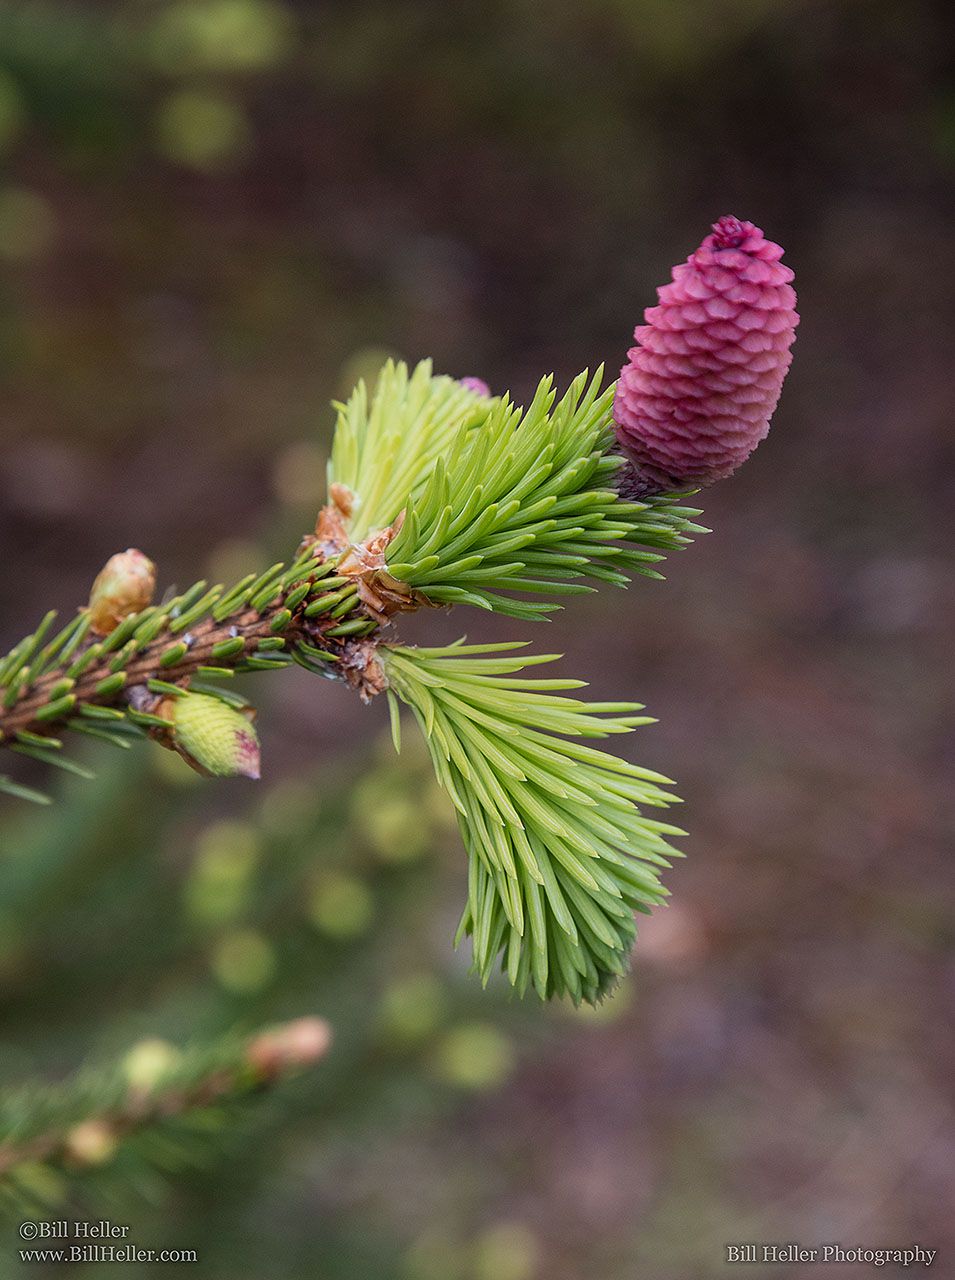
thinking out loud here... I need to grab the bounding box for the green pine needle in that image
[383,641,685,1005]
[0,775,51,805]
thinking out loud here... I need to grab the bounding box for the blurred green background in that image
[1,1,953,1276]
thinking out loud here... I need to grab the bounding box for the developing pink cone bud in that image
[460,376,491,397]
[87,548,156,635]
[247,1017,332,1079]
[170,692,260,780]
[613,216,798,488]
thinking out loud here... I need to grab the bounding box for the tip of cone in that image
[236,729,261,780]
[710,214,746,248]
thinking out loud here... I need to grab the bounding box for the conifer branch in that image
[0,361,705,1003]
[0,239,797,1001]
[0,1019,331,1184]
[0,363,699,804]
[0,545,385,792]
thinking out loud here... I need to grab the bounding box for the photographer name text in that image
[21,1221,129,1239]
[726,1243,936,1268]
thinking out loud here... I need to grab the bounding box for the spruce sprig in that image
[328,358,492,542]
[382,369,704,619]
[383,641,685,1004]
[1,359,707,1005]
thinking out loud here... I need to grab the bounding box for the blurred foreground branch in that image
[0,1017,331,1184]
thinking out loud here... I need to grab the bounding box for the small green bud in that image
[170,692,260,779]
[88,548,156,635]
[122,1037,182,1091]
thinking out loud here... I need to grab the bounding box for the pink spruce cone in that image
[613,215,798,489]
